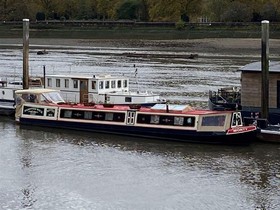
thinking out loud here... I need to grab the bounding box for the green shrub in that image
[175,20,185,30]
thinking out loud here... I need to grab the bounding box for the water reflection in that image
[19,127,38,209]
[238,143,280,210]
[0,116,279,209]
[18,124,280,209]
[21,185,36,208]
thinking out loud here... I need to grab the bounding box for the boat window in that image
[61,110,72,118]
[21,94,37,103]
[73,80,78,89]
[105,81,110,89]
[184,117,195,127]
[56,79,60,87]
[46,108,55,117]
[111,80,116,88]
[174,116,184,126]
[201,115,226,126]
[113,113,125,122]
[99,81,104,89]
[92,81,96,90]
[137,114,151,124]
[125,97,132,102]
[150,115,160,124]
[29,94,37,102]
[117,80,122,88]
[105,113,113,121]
[47,78,52,87]
[84,111,92,119]
[8,81,21,85]
[80,80,87,90]
[232,112,242,127]
[42,91,65,104]
[123,80,128,88]
[65,79,69,88]
[0,81,7,87]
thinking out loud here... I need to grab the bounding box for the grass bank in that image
[0,21,279,40]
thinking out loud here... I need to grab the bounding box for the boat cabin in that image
[44,74,165,105]
[45,74,129,103]
[238,61,280,117]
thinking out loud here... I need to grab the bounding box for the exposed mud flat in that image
[0,38,279,108]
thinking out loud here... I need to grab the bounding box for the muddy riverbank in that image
[1,38,280,56]
[0,37,279,108]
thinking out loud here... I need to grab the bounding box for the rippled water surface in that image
[0,42,280,209]
[1,118,280,210]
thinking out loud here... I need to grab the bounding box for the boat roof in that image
[46,74,129,80]
[151,104,192,111]
[15,88,59,94]
[239,61,280,72]
[56,103,232,115]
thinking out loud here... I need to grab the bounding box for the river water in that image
[0,41,280,209]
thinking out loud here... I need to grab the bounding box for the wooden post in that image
[261,20,269,119]
[23,19,29,89]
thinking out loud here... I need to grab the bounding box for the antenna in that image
[134,65,140,91]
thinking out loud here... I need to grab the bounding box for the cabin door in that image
[126,111,136,125]
[277,81,280,108]
[80,79,88,103]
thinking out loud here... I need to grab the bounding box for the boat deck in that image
[49,103,233,115]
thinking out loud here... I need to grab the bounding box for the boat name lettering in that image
[228,127,248,133]
[23,106,44,116]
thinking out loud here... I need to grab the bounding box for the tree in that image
[95,0,120,20]
[76,0,95,20]
[0,0,39,21]
[147,0,181,21]
[261,2,280,22]
[178,0,203,21]
[204,0,231,22]
[36,12,45,20]
[146,0,202,22]
[221,1,252,22]
[39,0,59,19]
[54,0,79,20]
[0,0,275,22]
[117,0,147,20]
